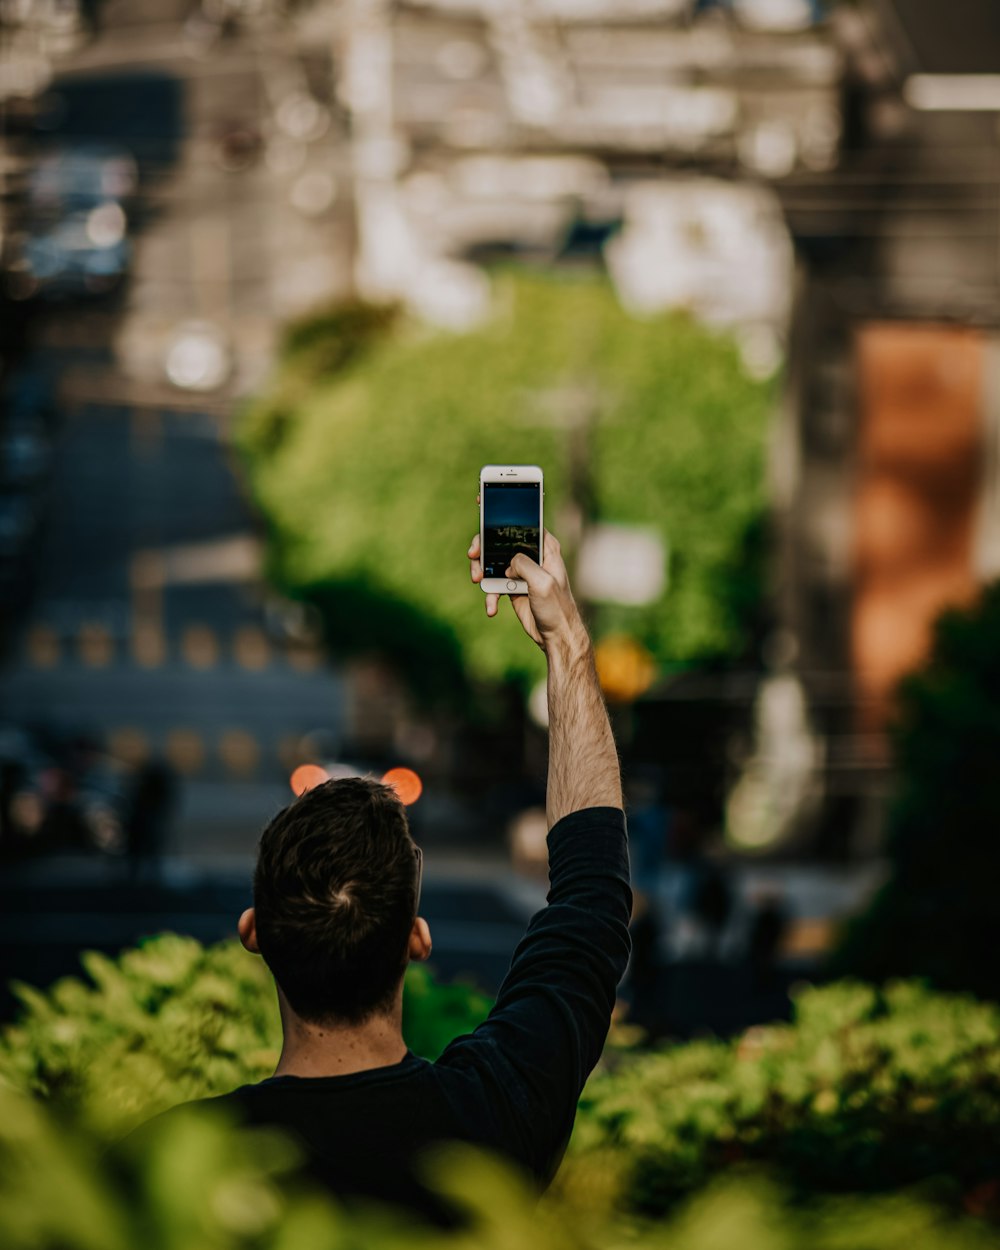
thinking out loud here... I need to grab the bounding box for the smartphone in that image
[479,465,544,595]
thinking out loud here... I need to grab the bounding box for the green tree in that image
[238,270,772,701]
[835,582,1000,999]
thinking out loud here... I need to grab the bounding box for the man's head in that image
[239,776,429,1026]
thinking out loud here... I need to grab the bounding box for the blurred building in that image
[773,0,1000,854]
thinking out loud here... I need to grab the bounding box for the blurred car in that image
[732,0,825,30]
[0,417,50,488]
[29,145,137,210]
[0,727,129,858]
[5,144,136,301]
[6,208,131,299]
[696,0,825,28]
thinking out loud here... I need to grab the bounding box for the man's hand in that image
[467,530,588,660]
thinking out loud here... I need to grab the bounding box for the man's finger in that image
[485,592,500,617]
[539,529,568,583]
[509,594,542,646]
[469,533,484,583]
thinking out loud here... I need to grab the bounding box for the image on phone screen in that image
[482,482,541,578]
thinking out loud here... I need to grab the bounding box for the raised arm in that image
[458,530,630,1183]
[468,529,622,826]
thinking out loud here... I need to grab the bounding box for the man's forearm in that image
[545,627,623,827]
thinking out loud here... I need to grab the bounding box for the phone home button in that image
[506,579,518,592]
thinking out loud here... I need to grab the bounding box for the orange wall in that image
[852,323,984,736]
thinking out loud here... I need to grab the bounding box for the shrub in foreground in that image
[5,937,1000,1232]
[1,1084,998,1250]
[561,979,1000,1219]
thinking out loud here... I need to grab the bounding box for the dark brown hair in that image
[253,776,419,1024]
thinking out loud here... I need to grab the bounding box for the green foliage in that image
[2,1084,998,1250]
[401,964,493,1067]
[238,270,772,697]
[0,934,491,1139]
[835,582,1000,999]
[559,979,1000,1220]
[242,301,399,458]
[280,300,399,380]
[7,937,1000,1245]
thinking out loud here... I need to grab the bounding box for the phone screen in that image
[482,482,541,578]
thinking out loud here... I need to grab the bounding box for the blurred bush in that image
[2,1083,998,1250]
[835,583,1000,1000]
[5,937,1000,1236]
[238,270,772,699]
[0,934,491,1139]
[560,979,1000,1221]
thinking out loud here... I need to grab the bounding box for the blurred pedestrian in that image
[124,759,178,881]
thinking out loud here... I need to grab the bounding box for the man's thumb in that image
[507,552,540,584]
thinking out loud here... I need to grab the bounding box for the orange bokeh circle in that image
[382,767,423,806]
[289,763,329,796]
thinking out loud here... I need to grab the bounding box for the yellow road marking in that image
[219,729,259,778]
[287,645,323,672]
[165,729,205,776]
[26,624,60,668]
[107,727,150,767]
[182,624,219,669]
[234,625,271,671]
[78,623,114,668]
[780,918,839,958]
[131,623,167,668]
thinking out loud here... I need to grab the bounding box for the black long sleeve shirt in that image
[191,806,631,1219]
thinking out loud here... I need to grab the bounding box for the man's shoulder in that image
[131,1059,446,1137]
[131,1086,251,1127]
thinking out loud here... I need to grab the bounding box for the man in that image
[172,530,630,1220]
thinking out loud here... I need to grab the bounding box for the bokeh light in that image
[382,767,423,806]
[289,763,329,796]
[593,635,656,703]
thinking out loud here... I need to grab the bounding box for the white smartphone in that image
[479,464,544,595]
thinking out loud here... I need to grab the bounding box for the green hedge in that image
[560,979,1000,1220]
[5,939,1000,1246]
[237,270,772,697]
[2,1085,998,1250]
[0,934,492,1139]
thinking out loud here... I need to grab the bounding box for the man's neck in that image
[273,994,408,1078]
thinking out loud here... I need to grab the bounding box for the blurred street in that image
[0,839,883,1031]
[1,0,353,846]
[0,392,344,828]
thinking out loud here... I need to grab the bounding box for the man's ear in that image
[238,907,260,954]
[408,916,432,963]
